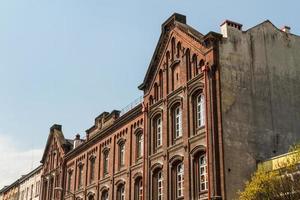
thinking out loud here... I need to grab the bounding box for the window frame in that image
[78,164,84,189]
[89,156,96,184]
[136,132,143,160]
[103,150,109,176]
[119,142,125,169]
[173,105,182,139]
[176,163,184,198]
[196,94,205,129]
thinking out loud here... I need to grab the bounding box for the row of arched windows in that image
[151,150,207,199]
[78,177,142,200]
[66,131,144,192]
[152,92,205,153]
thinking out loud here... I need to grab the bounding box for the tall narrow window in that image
[158,171,163,200]
[159,70,163,99]
[30,184,33,199]
[136,132,143,160]
[119,143,125,168]
[154,83,159,102]
[67,170,72,192]
[177,163,184,198]
[117,184,125,200]
[156,117,162,147]
[89,157,95,184]
[78,164,83,189]
[103,151,109,176]
[199,155,208,191]
[135,178,143,200]
[101,190,109,200]
[36,181,40,196]
[174,106,182,138]
[197,94,205,128]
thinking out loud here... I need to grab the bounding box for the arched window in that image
[173,104,182,139]
[101,190,109,200]
[153,115,162,153]
[89,156,96,184]
[134,177,143,200]
[136,132,143,160]
[88,195,94,200]
[152,169,163,200]
[196,94,205,128]
[117,184,125,200]
[119,142,125,169]
[103,150,109,176]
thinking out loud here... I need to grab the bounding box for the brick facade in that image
[2,12,298,200]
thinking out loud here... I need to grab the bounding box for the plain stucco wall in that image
[219,22,300,199]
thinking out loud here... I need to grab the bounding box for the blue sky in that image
[0,0,299,187]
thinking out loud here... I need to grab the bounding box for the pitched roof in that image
[41,124,73,163]
[138,13,204,91]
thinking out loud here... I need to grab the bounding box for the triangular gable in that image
[138,13,208,92]
[41,124,72,163]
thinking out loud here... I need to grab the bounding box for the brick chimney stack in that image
[74,134,82,148]
[281,25,291,33]
[220,20,243,38]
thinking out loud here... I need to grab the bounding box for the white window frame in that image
[177,163,184,198]
[120,185,125,200]
[137,133,143,158]
[199,155,208,191]
[102,191,109,200]
[156,117,162,147]
[103,151,109,175]
[174,107,182,138]
[197,94,205,128]
[158,171,163,200]
[120,143,125,167]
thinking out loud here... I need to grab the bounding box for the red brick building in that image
[39,13,300,200]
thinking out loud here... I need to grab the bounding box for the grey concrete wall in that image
[219,22,300,199]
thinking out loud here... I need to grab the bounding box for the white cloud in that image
[0,134,43,189]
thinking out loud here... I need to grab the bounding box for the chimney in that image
[220,20,243,38]
[281,25,291,33]
[74,134,81,148]
[50,124,62,133]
